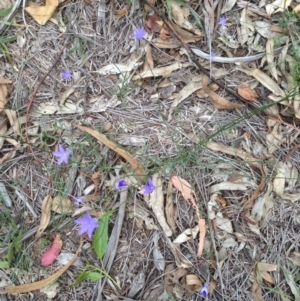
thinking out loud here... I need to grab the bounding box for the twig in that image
[25,37,69,165]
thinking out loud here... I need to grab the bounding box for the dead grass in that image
[1,0,300,300]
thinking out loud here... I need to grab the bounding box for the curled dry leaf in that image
[76,125,145,180]
[238,84,258,102]
[58,78,84,105]
[25,0,58,25]
[170,175,205,257]
[148,173,172,237]
[51,195,72,214]
[185,274,202,291]
[0,239,82,294]
[41,234,63,266]
[173,225,199,245]
[36,195,52,238]
[111,0,130,16]
[202,75,244,109]
[96,52,144,75]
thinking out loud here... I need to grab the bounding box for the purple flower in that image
[62,69,72,80]
[133,27,145,40]
[74,197,84,204]
[52,144,72,165]
[210,52,216,59]
[200,283,209,298]
[74,211,99,239]
[142,178,156,194]
[218,16,226,26]
[114,179,128,191]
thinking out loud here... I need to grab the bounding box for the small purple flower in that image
[62,69,72,80]
[142,178,156,194]
[52,144,72,165]
[133,27,145,40]
[74,211,99,239]
[114,179,128,191]
[74,197,84,204]
[210,52,216,59]
[218,16,226,26]
[200,283,209,298]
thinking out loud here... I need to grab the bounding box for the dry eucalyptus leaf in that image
[5,109,20,136]
[96,53,144,75]
[0,113,7,149]
[58,78,84,105]
[0,81,8,113]
[254,21,275,39]
[34,101,84,115]
[132,62,192,80]
[221,0,237,13]
[283,269,300,301]
[238,84,258,102]
[170,175,205,257]
[0,148,17,165]
[88,95,121,113]
[173,225,199,245]
[185,274,202,292]
[288,252,300,267]
[25,0,58,25]
[165,180,177,233]
[237,64,284,96]
[202,75,244,109]
[35,195,52,238]
[51,196,72,214]
[148,173,172,237]
[266,38,278,80]
[240,8,254,45]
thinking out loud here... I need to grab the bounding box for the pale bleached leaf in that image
[221,0,237,13]
[236,64,284,96]
[266,38,278,80]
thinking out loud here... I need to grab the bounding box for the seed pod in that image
[41,234,63,266]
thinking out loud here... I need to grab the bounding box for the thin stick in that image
[25,37,69,165]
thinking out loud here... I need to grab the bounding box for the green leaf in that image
[0,35,17,43]
[72,271,104,287]
[7,233,23,267]
[0,6,12,17]
[0,261,9,268]
[93,212,112,260]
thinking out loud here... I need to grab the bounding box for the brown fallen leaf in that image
[0,239,82,294]
[36,195,53,238]
[75,125,145,180]
[25,0,59,25]
[170,175,206,257]
[111,0,130,16]
[238,84,258,102]
[51,195,72,214]
[202,75,244,109]
[146,14,162,32]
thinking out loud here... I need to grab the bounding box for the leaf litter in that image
[2,0,300,300]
